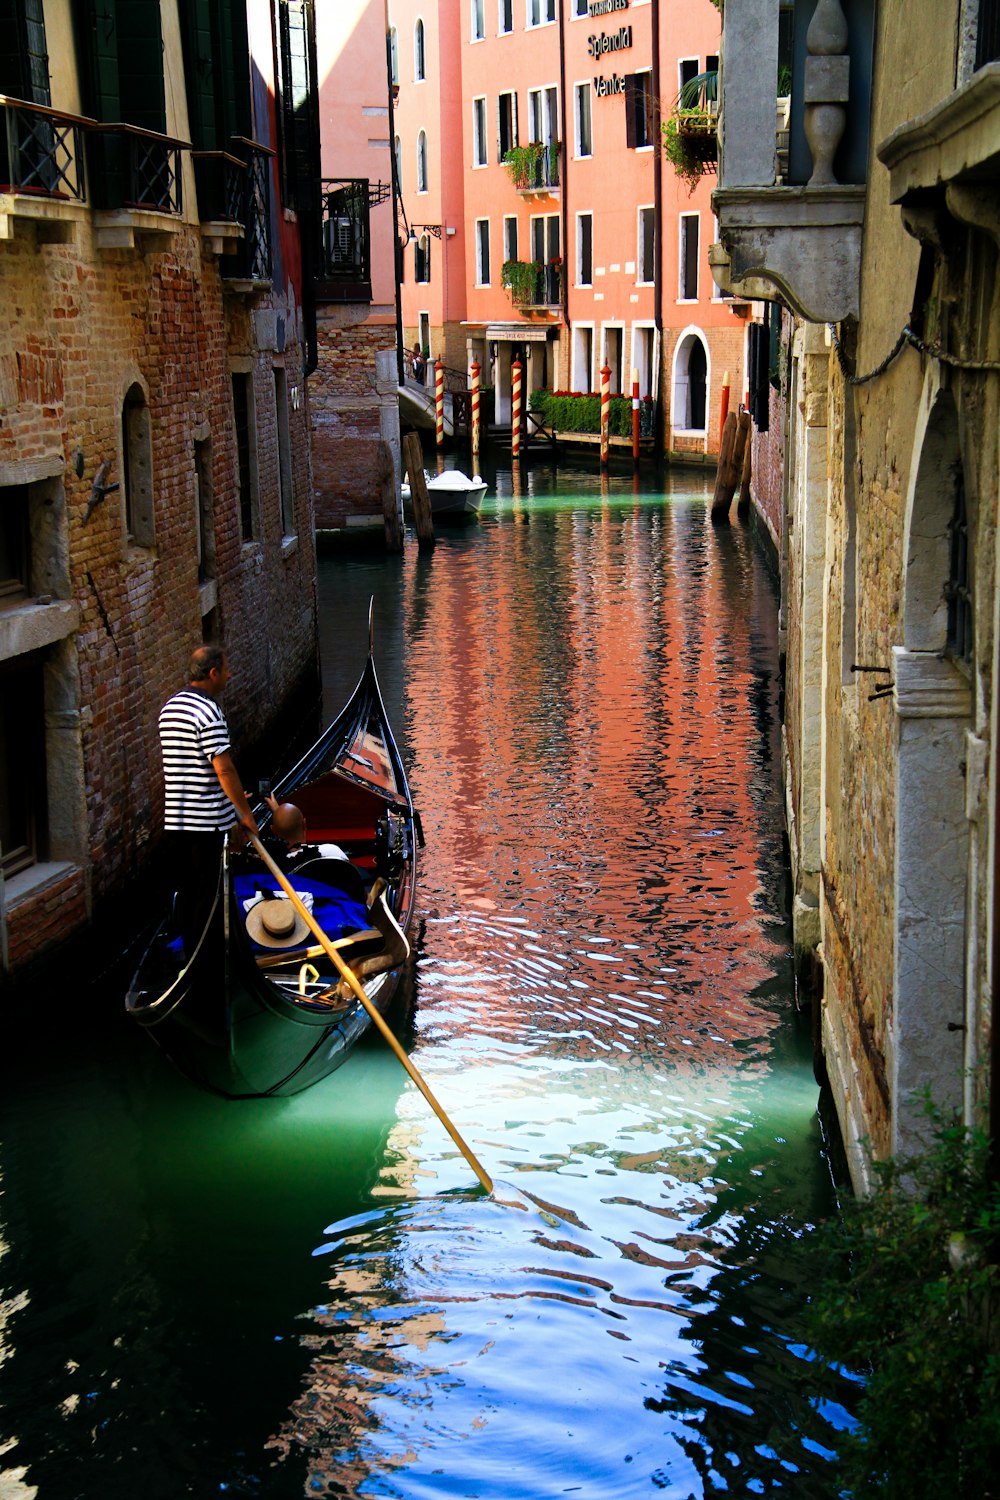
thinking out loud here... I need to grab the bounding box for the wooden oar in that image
[248,833,493,1194]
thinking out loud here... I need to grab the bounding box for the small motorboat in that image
[401,468,487,517]
[126,602,422,1099]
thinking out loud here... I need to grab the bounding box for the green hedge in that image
[528,389,634,437]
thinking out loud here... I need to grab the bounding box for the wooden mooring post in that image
[402,431,435,551]
[736,426,753,522]
[710,408,751,524]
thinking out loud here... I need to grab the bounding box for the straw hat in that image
[245,896,311,949]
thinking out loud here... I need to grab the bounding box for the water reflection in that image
[0,463,853,1500]
[270,466,853,1496]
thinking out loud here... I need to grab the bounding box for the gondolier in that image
[159,643,259,956]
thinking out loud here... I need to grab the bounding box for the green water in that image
[0,464,855,1498]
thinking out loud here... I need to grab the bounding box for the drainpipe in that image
[558,0,569,385]
[651,0,663,438]
[385,13,406,387]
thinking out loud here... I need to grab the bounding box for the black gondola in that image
[126,606,420,1098]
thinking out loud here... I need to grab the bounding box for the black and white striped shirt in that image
[159,688,233,832]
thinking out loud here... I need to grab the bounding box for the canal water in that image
[0,461,855,1499]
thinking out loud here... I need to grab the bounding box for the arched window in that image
[121,382,154,545]
[389,27,398,85]
[671,330,709,433]
[414,18,425,81]
[416,129,428,192]
[415,232,431,283]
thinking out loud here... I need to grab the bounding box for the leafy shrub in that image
[808,1099,1000,1499]
[529,389,635,437]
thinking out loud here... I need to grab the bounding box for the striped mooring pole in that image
[511,358,522,460]
[471,359,481,457]
[435,360,444,449]
[600,363,611,467]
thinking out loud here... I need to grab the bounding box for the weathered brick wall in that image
[5,869,87,972]
[751,377,786,554]
[0,216,318,975]
[312,308,396,529]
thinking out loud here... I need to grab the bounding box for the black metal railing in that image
[88,123,183,214]
[223,139,272,282]
[977,0,1000,66]
[316,177,371,300]
[0,95,87,201]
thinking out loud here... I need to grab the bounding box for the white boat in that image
[401,469,487,517]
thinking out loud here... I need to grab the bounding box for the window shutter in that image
[0,0,51,104]
[117,0,166,132]
[75,0,121,121]
[624,74,637,149]
[179,0,215,148]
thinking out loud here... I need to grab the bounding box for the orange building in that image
[390,0,746,459]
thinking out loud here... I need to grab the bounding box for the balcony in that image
[501,257,562,313]
[315,178,373,302]
[711,0,873,322]
[89,122,185,250]
[220,140,273,288]
[502,141,561,197]
[0,95,88,242]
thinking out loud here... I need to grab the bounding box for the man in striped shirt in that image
[159,643,259,956]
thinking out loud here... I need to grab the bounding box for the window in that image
[274,367,294,537]
[572,325,594,392]
[121,383,154,547]
[414,17,425,80]
[0,653,47,877]
[476,218,491,285]
[499,0,513,33]
[417,129,428,191]
[473,97,488,166]
[576,211,593,286]
[389,27,398,85]
[575,82,592,157]
[638,206,655,284]
[573,0,588,14]
[679,213,699,299]
[231,371,258,542]
[472,0,485,41]
[394,134,402,192]
[532,213,560,303]
[419,312,430,360]
[977,0,1000,67]
[194,437,215,585]
[0,486,30,603]
[274,0,319,212]
[415,232,431,282]
[498,91,518,160]
[678,57,699,93]
[528,0,556,24]
[604,326,624,394]
[625,71,653,149]
[503,214,518,263]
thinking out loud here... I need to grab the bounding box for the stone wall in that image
[312,308,398,530]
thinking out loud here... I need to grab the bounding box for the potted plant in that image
[663,69,719,191]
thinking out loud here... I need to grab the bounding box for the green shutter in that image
[0,0,51,103]
[216,0,251,143]
[75,0,121,120]
[116,0,166,133]
[179,0,216,149]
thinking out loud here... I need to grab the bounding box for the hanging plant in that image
[502,143,545,191]
[663,111,717,193]
[502,258,542,307]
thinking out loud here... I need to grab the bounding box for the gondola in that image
[126,604,421,1099]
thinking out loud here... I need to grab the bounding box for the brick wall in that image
[0,216,319,977]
